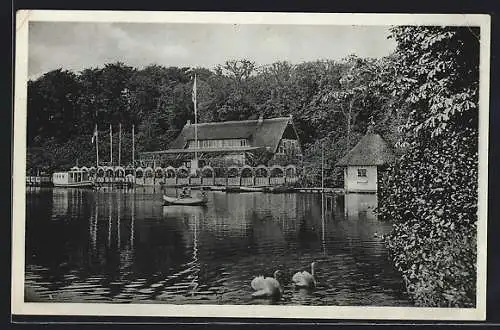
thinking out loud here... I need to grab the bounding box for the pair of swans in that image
[251,262,317,299]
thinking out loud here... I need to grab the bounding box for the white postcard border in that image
[12,10,490,321]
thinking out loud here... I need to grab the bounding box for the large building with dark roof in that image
[138,115,303,168]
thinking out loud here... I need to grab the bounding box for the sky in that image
[28,22,397,80]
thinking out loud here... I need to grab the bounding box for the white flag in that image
[192,74,197,106]
[91,124,98,144]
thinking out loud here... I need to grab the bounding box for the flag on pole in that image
[192,73,199,171]
[110,124,113,165]
[91,124,98,144]
[191,74,197,106]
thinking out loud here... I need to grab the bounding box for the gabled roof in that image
[336,133,395,166]
[167,116,294,153]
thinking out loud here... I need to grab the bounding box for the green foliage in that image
[388,26,479,142]
[245,149,274,167]
[378,26,479,307]
[380,128,478,307]
[27,59,389,174]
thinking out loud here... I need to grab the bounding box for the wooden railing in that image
[121,175,298,187]
[67,165,300,187]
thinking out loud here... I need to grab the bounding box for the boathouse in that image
[139,115,303,168]
[335,127,395,193]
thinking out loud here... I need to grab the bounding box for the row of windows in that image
[187,139,248,149]
[54,173,89,180]
[276,139,300,155]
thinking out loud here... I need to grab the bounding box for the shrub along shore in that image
[378,27,479,307]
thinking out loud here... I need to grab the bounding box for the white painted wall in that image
[52,172,69,185]
[344,165,378,193]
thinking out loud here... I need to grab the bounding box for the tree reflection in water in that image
[24,188,409,306]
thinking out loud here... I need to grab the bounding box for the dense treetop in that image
[27,55,398,174]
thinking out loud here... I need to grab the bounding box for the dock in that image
[26,176,52,187]
[295,187,344,194]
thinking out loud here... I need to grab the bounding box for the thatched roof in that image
[141,146,261,155]
[336,133,395,166]
[167,116,296,153]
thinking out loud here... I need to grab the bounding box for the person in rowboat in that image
[180,187,194,199]
[180,187,190,198]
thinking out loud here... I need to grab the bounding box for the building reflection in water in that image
[191,212,199,294]
[51,188,69,219]
[107,193,112,247]
[344,193,378,221]
[51,190,381,274]
[26,188,407,306]
[90,195,97,254]
[131,193,135,249]
[159,205,203,297]
[322,193,326,256]
[117,194,121,249]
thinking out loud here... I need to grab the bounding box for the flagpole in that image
[132,124,135,184]
[96,124,99,168]
[110,124,113,166]
[119,123,122,166]
[321,142,324,193]
[194,74,198,163]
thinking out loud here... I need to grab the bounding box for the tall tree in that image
[27,69,81,143]
[213,59,258,120]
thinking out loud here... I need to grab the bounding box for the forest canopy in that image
[26,56,399,176]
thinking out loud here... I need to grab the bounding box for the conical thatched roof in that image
[336,133,395,166]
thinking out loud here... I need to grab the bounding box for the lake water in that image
[24,187,410,306]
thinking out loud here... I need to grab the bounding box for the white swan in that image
[292,262,317,289]
[251,270,284,298]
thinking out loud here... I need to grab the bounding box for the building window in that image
[277,141,285,154]
[358,168,367,177]
[277,139,299,155]
[188,138,248,149]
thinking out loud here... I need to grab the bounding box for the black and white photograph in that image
[12,11,489,320]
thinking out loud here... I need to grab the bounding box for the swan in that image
[292,262,317,289]
[251,270,284,299]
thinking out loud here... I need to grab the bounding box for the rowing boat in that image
[239,186,265,192]
[163,194,208,206]
[265,186,295,193]
[208,186,226,191]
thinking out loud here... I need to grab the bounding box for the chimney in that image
[258,114,264,125]
[186,120,191,126]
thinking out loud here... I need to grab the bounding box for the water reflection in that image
[25,188,409,306]
[344,193,378,221]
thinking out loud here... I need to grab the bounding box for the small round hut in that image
[335,127,395,193]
